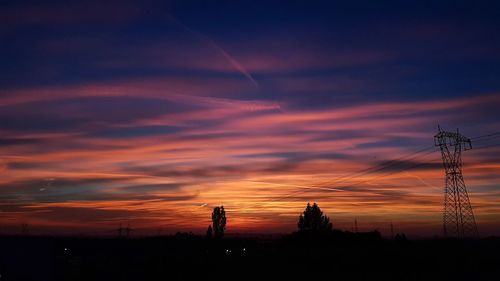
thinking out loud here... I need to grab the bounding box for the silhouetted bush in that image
[206,225,213,239]
[395,233,407,242]
[174,232,196,239]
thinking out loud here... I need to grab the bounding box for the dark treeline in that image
[1,234,499,281]
[1,203,499,280]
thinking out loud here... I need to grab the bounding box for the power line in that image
[324,149,439,192]
[252,148,439,207]
[288,147,437,197]
[473,142,500,150]
[256,129,499,201]
[311,145,436,189]
[471,131,500,140]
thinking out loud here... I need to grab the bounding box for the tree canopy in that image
[211,206,226,238]
[297,203,333,233]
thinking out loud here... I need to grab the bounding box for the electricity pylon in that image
[117,223,133,238]
[434,127,479,238]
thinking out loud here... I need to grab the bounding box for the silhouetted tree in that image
[297,202,332,233]
[212,206,226,238]
[206,225,213,239]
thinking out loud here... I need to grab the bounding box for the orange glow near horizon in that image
[1,85,499,237]
[2,1,500,239]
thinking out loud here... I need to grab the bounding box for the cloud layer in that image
[1,0,500,236]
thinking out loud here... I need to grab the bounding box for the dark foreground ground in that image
[1,231,499,281]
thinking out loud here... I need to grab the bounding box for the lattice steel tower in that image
[434,127,479,238]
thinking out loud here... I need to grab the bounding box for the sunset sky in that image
[1,1,499,237]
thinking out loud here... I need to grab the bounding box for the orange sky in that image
[1,91,499,236]
[1,1,500,237]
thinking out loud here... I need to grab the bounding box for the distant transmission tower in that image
[434,127,479,238]
[117,223,133,238]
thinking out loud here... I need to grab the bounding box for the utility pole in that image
[117,223,123,237]
[390,221,394,239]
[435,126,479,238]
[125,224,132,238]
[117,223,133,238]
[21,223,30,235]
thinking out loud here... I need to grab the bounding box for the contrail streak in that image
[166,13,258,88]
[245,180,343,192]
[404,171,440,190]
[210,43,259,87]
